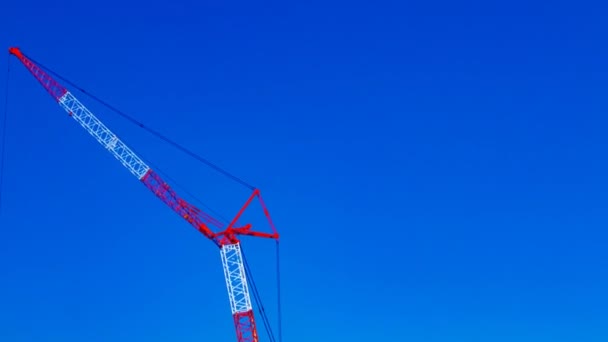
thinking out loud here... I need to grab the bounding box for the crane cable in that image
[23,53,232,224]
[242,246,276,342]
[241,240,282,342]
[276,240,283,342]
[23,53,256,191]
[0,53,10,216]
[126,141,232,225]
[20,53,284,340]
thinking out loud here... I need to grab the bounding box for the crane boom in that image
[59,91,151,179]
[8,47,219,242]
[9,47,279,342]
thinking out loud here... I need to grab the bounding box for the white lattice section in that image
[58,92,150,179]
[220,243,253,314]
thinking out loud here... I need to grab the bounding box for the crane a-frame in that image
[8,47,280,342]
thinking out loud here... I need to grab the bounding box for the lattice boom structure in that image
[9,46,280,342]
[59,91,151,179]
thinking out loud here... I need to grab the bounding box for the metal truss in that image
[221,243,253,314]
[58,91,150,179]
[221,243,258,342]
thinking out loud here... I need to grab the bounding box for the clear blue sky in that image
[1,1,607,341]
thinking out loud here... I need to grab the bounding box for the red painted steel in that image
[141,169,223,243]
[9,47,67,101]
[217,189,280,245]
[233,310,259,342]
[10,47,280,342]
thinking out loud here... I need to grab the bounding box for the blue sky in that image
[1,1,608,341]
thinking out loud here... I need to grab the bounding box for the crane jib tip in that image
[8,47,22,57]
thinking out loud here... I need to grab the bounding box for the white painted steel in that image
[220,243,253,314]
[58,91,150,179]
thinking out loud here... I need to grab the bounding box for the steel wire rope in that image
[22,53,256,191]
[122,140,232,226]
[242,246,277,342]
[0,54,11,216]
[20,52,284,339]
[23,53,232,225]
[276,240,283,342]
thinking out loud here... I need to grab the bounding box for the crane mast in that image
[9,47,278,342]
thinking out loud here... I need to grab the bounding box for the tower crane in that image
[8,47,280,342]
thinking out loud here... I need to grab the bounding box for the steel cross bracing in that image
[141,168,221,241]
[221,243,258,342]
[221,243,253,314]
[58,92,151,179]
[9,47,280,342]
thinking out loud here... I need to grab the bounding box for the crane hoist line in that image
[8,47,281,342]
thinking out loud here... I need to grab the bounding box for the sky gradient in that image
[1,1,608,341]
